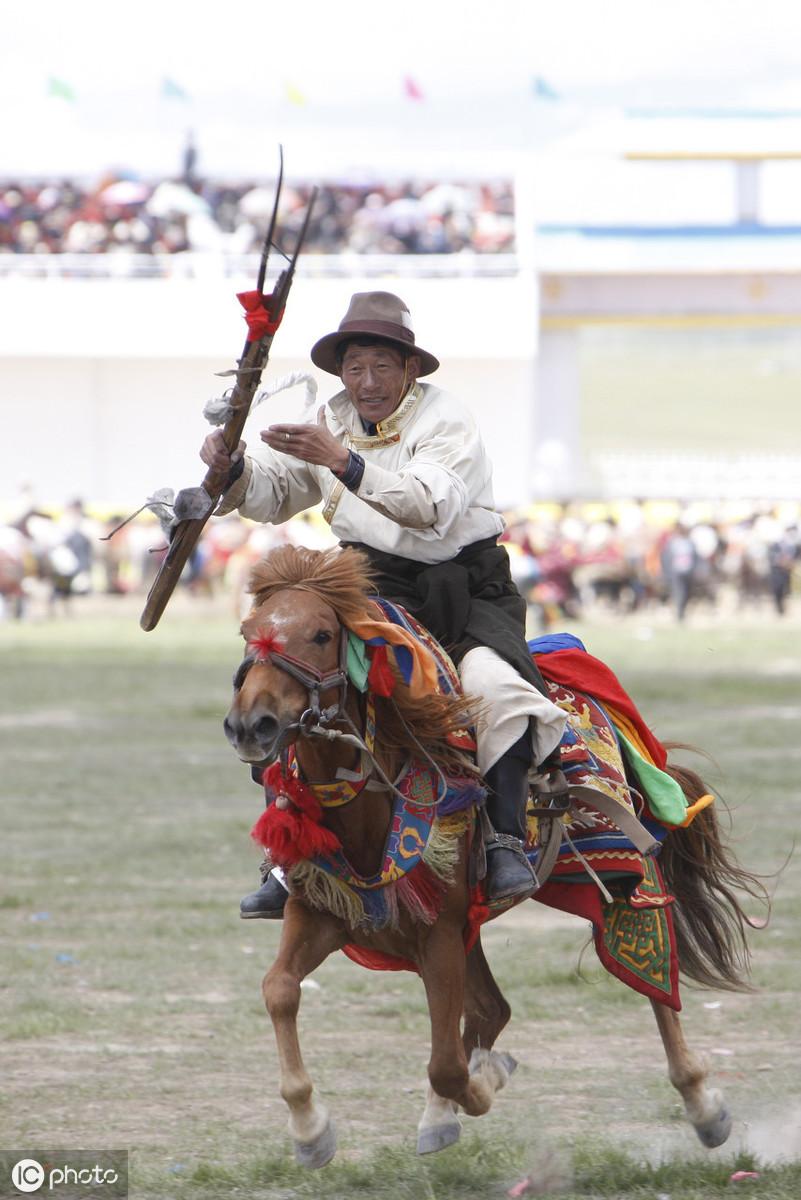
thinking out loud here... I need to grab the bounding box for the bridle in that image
[269,626,351,737]
[235,622,449,808]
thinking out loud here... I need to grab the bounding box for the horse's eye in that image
[312,630,332,645]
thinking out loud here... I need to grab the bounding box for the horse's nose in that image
[252,713,280,745]
[224,707,281,755]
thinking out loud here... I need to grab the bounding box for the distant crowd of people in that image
[1,495,798,625]
[0,175,516,258]
[502,502,800,625]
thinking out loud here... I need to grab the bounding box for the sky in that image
[3,0,801,178]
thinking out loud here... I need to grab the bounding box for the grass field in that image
[2,593,800,1199]
[581,326,801,457]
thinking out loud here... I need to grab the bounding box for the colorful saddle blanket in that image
[268,612,689,1009]
[526,633,680,1008]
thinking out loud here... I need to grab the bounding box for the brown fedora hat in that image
[310,291,439,377]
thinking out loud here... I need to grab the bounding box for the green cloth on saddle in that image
[616,728,687,827]
[347,632,370,693]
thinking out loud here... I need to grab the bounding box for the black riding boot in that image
[484,732,538,903]
[240,866,289,919]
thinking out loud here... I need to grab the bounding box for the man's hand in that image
[261,407,349,473]
[200,429,246,474]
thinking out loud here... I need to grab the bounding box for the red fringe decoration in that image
[251,765,341,867]
[246,626,285,662]
[237,290,285,342]
[396,861,445,924]
[367,644,396,697]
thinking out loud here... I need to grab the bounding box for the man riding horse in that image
[201,291,567,916]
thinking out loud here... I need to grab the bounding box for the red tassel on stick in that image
[237,290,286,342]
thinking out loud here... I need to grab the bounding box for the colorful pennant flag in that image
[47,76,76,102]
[532,76,559,101]
[403,75,424,102]
[162,77,190,102]
[284,81,307,106]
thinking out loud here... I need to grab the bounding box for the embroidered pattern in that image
[286,762,483,929]
[600,857,678,998]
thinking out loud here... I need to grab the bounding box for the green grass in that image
[581,325,801,456]
[1,597,800,1199]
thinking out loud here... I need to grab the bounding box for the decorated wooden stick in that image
[140,161,317,631]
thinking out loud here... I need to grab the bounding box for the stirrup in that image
[486,831,529,854]
[527,766,571,816]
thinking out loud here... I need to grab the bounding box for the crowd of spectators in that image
[502,501,800,625]
[0,174,516,259]
[1,496,798,626]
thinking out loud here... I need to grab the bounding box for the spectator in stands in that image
[0,176,516,258]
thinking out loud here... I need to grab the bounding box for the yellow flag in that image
[284,81,306,106]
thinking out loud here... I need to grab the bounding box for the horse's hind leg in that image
[263,900,346,1168]
[651,999,732,1148]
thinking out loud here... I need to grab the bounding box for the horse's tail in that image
[659,745,771,992]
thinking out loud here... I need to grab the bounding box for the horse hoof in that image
[468,1047,518,1090]
[694,1104,732,1149]
[294,1118,337,1169]
[417,1120,461,1155]
[495,1051,518,1077]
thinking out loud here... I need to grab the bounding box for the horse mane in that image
[246,546,480,774]
[248,544,378,628]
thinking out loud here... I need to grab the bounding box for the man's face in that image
[340,342,420,426]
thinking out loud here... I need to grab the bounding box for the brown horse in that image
[224,545,766,1168]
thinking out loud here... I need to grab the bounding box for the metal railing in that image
[0,251,520,281]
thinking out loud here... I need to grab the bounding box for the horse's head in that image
[224,587,347,765]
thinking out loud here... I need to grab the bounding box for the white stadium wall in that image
[0,274,538,514]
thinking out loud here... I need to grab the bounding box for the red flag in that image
[403,75,424,101]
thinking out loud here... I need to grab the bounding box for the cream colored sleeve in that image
[216,450,323,523]
[352,415,487,534]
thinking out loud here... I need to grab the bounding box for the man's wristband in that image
[225,457,245,490]
[332,450,366,491]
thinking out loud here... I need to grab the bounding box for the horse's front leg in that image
[417,915,515,1150]
[263,898,347,1168]
[650,999,732,1148]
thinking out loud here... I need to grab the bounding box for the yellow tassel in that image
[290,861,365,928]
[421,813,471,882]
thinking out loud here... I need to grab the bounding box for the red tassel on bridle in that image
[251,761,342,867]
[246,626,285,663]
